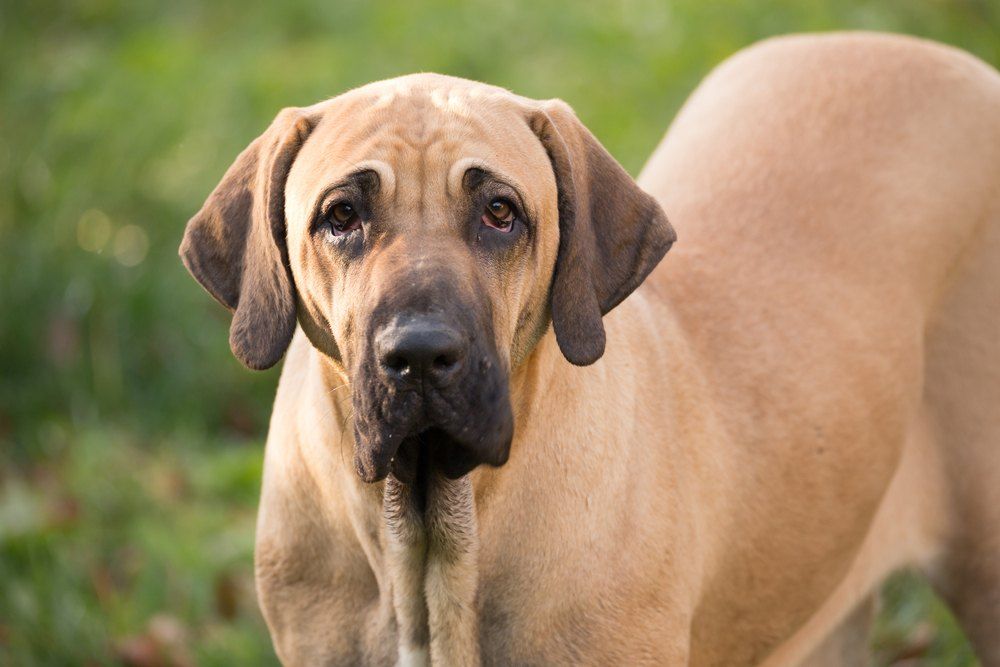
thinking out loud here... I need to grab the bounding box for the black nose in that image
[376,318,468,385]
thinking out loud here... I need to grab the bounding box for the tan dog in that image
[181,32,1000,666]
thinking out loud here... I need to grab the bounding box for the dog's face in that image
[181,74,674,483]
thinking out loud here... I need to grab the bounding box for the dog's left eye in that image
[482,198,516,232]
[323,202,361,236]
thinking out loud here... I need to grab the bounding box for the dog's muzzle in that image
[351,312,514,483]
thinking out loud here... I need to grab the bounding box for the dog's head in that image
[181,74,674,483]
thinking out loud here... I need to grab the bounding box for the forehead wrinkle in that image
[293,138,394,222]
[354,159,395,199]
[370,131,469,233]
[315,88,529,231]
[447,157,530,203]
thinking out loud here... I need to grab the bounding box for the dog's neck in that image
[312,330,565,666]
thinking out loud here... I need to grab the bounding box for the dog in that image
[180,32,1000,666]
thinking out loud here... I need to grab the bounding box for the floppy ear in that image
[179,108,316,370]
[529,100,676,366]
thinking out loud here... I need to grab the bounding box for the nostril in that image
[433,353,459,372]
[383,354,409,376]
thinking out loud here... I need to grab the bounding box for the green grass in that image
[2,0,997,663]
[873,572,979,666]
[0,428,275,665]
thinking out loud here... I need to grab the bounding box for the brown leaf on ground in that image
[114,615,194,667]
[214,570,239,620]
[46,309,81,369]
[89,564,116,607]
[47,494,80,528]
[149,465,188,504]
[224,401,259,437]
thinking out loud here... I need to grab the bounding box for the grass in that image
[0,427,274,666]
[873,572,979,666]
[2,0,998,663]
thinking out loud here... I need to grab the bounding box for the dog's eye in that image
[482,198,515,232]
[324,202,361,236]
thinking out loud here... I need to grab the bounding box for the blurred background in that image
[1,1,997,664]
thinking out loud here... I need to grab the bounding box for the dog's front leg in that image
[423,473,480,667]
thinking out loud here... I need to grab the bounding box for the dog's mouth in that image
[390,427,487,487]
[353,401,513,483]
[351,349,515,483]
[386,429,444,513]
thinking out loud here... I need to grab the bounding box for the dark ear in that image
[529,100,676,366]
[179,108,316,370]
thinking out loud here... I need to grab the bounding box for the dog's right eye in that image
[322,202,361,237]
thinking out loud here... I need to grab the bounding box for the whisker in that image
[338,406,355,470]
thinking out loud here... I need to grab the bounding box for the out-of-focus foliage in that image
[0,429,270,665]
[0,0,996,664]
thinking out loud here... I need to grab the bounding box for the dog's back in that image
[639,32,1000,664]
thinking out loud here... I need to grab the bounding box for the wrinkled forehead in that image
[287,77,556,218]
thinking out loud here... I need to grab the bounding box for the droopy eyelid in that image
[312,169,380,227]
[316,169,380,208]
[463,169,532,224]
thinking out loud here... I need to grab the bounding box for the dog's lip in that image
[353,427,446,484]
[389,433,423,484]
[353,427,403,483]
[355,455,391,483]
[355,421,512,484]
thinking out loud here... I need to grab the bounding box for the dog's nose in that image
[376,319,468,385]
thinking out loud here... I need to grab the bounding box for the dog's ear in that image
[529,100,676,366]
[180,108,316,370]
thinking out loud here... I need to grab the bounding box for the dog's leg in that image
[424,472,480,667]
[385,477,430,667]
